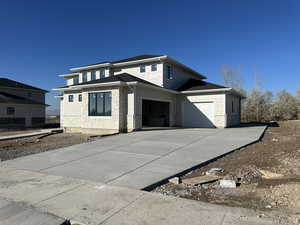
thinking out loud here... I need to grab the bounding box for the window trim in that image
[151,64,157,72]
[140,65,146,73]
[68,95,74,102]
[88,91,112,117]
[7,107,15,115]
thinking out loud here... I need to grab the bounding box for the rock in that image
[182,175,219,185]
[219,179,236,188]
[265,205,272,209]
[169,177,180,185]
[205,168,224,175]
[258,169,284,179]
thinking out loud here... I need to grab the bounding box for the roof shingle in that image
[0,91,47,105]
[177,79,227,92]
[0,78,48,92]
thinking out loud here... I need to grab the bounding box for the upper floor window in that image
[91,71,96,80]
[73,76,79,85]
[151,64,157,72]
[78,94,82,102]
[167,65,173,79]
[88,92,112,116]
[27,92,32,98]
[68,95,74,102]
[7,107,15,115]
[100,69,105,78]
[140,65,146,73]
[82,72,88,82]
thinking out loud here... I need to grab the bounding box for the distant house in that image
[0,78,48,128]
[54,55,244,134]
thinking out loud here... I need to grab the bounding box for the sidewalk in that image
[0,168,285,225]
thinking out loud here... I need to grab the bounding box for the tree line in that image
[221,65,300,122]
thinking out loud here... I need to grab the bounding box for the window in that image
[140,65,146,73]
[91,71,96,80]
[73,76,79,85]
[68,95,74,102]
[7,107,15,115]
[82,72,88,82]
[151,64,157,71]
[27,92,32,98]
[167,65,173,79]
[100,69,105,78]
[78,94,82,102]
[88,92,112,116]
[232,101,234,113]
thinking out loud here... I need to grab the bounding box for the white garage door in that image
[182,101,215,128]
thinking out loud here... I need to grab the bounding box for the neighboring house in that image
[54,55,244,134]
[0,78,48,128]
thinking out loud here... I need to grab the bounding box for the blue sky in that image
[0,0,299,114]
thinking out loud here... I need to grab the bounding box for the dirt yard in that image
[0,133,103,161]
[153,121,300,224]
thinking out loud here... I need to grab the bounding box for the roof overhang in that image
[181,88,246,98]
[70,63,112,72]
[58,73,79,78]
[52,81,179,94]
[52,81,125,92]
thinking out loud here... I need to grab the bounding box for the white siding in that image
[113,63,164,87]
[181,93,226,128]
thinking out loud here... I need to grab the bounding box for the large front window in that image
[88,92,112,116]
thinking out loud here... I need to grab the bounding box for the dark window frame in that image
[82,72,88,82]
[73,76,79,85]
[140,65,146,73]
[68,95,74,102]
[78,94,82,102]
[151,64,157,71]
[7,107,15,115]
[88,92,112,116]
[91,71,96,80]
[167,65,173,79]
[100,69,105,78]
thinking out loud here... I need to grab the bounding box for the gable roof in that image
[59,73,161,89]
[0,91,47,105]
[177,79,227,92]
[0,78,48,92]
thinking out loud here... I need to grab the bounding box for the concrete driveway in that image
[2,126,266,189]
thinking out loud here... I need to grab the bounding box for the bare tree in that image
[220,65,245,94]
[272,90,298,120]
[242,89,273,122]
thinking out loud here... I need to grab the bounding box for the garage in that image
[142,99,170,127]
[182,101,215,128]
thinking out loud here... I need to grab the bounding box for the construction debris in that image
[205,168,224,175]
[182,175,219,185]
[219,179,237,188]
[168,177,180,185]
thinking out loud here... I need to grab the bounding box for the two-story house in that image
[0,78,48,128]
[54,55,244,134]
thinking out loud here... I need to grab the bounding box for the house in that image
[0,78,48,128]
[54,55,244,134]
